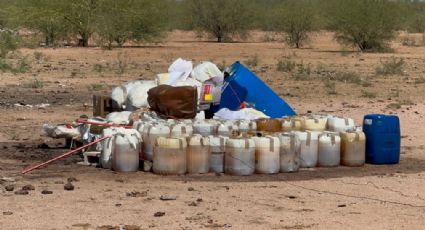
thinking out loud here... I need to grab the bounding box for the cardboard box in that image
[93,95,114,117]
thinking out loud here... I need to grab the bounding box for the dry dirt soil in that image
[0,31,424,230]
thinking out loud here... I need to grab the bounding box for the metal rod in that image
[75,119,132,128]
[21,135,112,175]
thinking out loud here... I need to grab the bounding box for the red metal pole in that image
[75,119,132,128]
[21,135,112,175]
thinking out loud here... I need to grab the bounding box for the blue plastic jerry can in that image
[208,61,296,118]
[363,114,401,164]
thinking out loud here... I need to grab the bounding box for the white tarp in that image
[213,108,269,120]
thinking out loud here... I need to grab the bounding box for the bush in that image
[292,63,312,80]
[115,52,128,75]
[326,0,400,52]
[401,36,417,47]
[361,90,377,98]
[12,55,31,73]
[93,63,104,73]
[277,57,296,72]
[330,71,362,84]
[24,78,44,88]
[88,83,105,91]
[277,0,314,48]
[187,0,253,42]
[245,55,259,68]
[415,77,425,84]
[33,51,44,62]
[0,31,19,58]
[375,57,405,76]
[0,57,12,72]
[324,80,337,95]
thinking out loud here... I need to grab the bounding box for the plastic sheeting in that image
[213,108,269,120]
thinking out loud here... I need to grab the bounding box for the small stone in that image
[41,190,53,195]
[188,201,198,207]
[126,191,147,197]
[14,189,29,195]
[5,184,14,192]
[286,195,297,199]
[1,177,15,183]
[37,143,49,149]
[115,203,122,207]
[160,195,177,201]
[22,184,35,191]
[3,211,13,215]
[188,187,195,191]
[196,198,203,202]
[154,212,165,217]
[224,223,232,228]
[67,177,78,183]
[64,183,74,191]
[338,204,347,208]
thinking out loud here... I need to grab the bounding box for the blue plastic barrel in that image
[363,114,401,164]
[208,61,296,118]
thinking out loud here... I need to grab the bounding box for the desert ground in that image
[0,31,424,230]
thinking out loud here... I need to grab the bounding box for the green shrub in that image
[115,52,128,75]
[24,78,44,88]
[0,58,12,72]
[277,57,296,72]
[324,80,337,95]
[375,57,405,76]
[331,71,362,84]
[245,55,259,68]
[93,63,104,73]
[292,63,312,80]
[386,103,401,110]
[88,83,105,91]
[12,55,31,73]
[277,0,314,48]
[415,77,425,84]
[33,51,44,62]
[401,36,416,47]
[361,90,377,98]
[326,0,400,52]
[0,31,19,58]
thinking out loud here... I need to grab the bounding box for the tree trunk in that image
[79,33,89,47]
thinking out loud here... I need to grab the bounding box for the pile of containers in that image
[99,113,400,175]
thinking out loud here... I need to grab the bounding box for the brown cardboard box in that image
[93,95,114,117]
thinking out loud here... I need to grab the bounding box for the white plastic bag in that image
[191,62,223,83]
[106,111,133,124]
[126,80,157,110]
[42,124,80,139]
[111,86,126,109]
[213,108,269,120]
[168,58,192,83]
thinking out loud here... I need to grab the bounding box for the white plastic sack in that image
[111,86,126,109]
[213,108,269,120]
[174,77,202,102]
[191,62,223,83]
[168,58,192,83]
[42,124,80,139]
[126,80,157,111]
[106,111,133,125]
